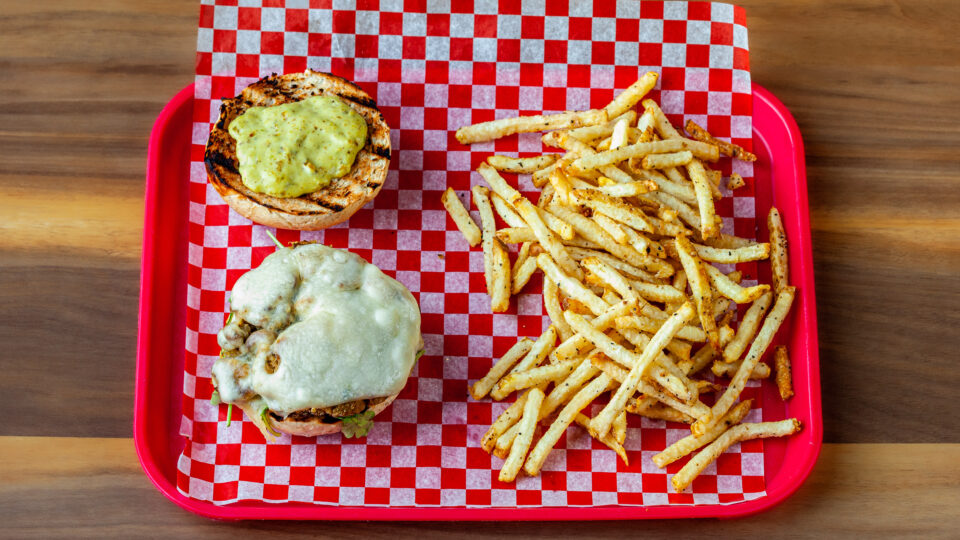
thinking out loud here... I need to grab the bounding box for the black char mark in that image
[338,92,378,111]
[369,145,391,160]
[205,149,239,176]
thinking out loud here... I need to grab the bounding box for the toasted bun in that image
[267,392,400,438]
[204,69,391,230]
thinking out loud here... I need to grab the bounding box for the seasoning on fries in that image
[451,71,801,490]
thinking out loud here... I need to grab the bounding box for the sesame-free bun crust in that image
[268,392,400,438]
[204,69,391,230]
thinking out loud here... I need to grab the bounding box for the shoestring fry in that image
[444,71,801,491]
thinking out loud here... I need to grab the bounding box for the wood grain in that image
[745,1,960,442]
[1,438,958,538]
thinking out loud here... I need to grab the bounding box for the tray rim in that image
[134,82,821,521]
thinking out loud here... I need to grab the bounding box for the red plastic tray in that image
[135,83,820,520]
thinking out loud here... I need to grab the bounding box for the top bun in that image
[204,69,391,230]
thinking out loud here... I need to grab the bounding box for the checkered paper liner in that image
[178,0,766,507]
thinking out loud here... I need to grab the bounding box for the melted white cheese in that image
[213,244,421,415]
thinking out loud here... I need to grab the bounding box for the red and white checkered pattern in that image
[178,0,764,507]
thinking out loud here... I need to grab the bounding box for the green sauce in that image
[228,95,368,198]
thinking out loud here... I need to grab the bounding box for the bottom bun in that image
[213,178,383,231]
[241,392,400,439]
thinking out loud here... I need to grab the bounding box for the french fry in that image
[548,204,674,278]
[495,227,537,244]
[685,159,719,239]
[666,268,688,313]
[664,338,692,363]
[652,400,753,468]
[628,280,687,304]
[613,411,628,445]
[646,191,704,233]
[510,199,581,279]
[477,162,523,205]
[491,238,512,312]
[694,287,796,436]
[490,325,559,400]
[572,139,711,172]
[511,256,538,295]
[537,178,556,205]
[607,328,694,402]
[604,71,659,119]
[490,191,527,228]
[514,241,532,271]
[609,117,631,150]
[642,150,694,170]
[704,264,771,304]
[568,111,637,142]
[481,390,532,453]
[687,240,770,264]
[523,374,612,476]
[572,189,655,233]
[590,354,708,419]
[552,132,638,184]
[622,226,666,259]
[712,359,771,379]
[684,119,757,162]
[727,172,745,190]
[574,413,629,464]
[723,291,774,363]
[549,299,637,363]
[642,98,683,139]
[626,401,695,424]
[675,235,720,349]
[615,315,707,342]
[594,180,660,198]
[471,184,497,296]
[672,419,801,492]
[644,169,697,205]
[538,253,609,315]
[496,357,581,396]
[548,167,575,206]
[541,358,599,418]
[456,108,608,145]
[587,302,696,438]
[541,277,573,342]
[774,345,794,400]
[495,384,550,458]
[498,388,545,482]
[566,247,660,283]
[768,207,789,294]
[702,233,757,250]
[581,257,640,302]
[538,206,576,240]
[441,188,481,247]
[592,213,630,244]
[487,154,559,174]
[701,168,724,202]
[648,214,692,238]
[470,339,535,400]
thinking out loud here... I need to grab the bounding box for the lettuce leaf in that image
[255,404,282,437]
[339,409,376,438]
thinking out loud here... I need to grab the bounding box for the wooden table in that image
[2,1,958,536]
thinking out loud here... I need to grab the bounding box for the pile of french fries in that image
[442,72,801,492]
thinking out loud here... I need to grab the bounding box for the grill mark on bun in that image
[205,148,239,176]
[338,93,378,111]
[315,199,346,212]
[368,145,391,160]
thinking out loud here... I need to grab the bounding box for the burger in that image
[204,69,390,230]
[211,241,423,439]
